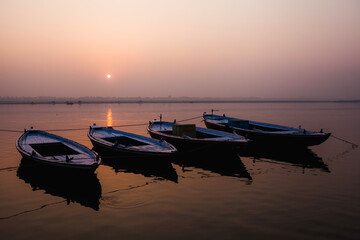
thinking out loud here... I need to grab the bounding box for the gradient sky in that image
[0,0,359,99]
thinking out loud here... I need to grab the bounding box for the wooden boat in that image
[147,120,250,152]
[88,125,177,158]
[16,128,101,172]
[203,113,331,147]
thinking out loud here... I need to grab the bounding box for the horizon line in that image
[0,98,359,104]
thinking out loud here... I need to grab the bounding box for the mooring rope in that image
[331,135,358,148]
[46,122,151,131]
[0,180,156,220]
[0,115,204,133]
[0,129,23,133]
[0,199,67,220]
[177,115,203,123]
[1,115,358,150]
[111,123,149,128]
[44,127,89,132]
[0,123,148,133]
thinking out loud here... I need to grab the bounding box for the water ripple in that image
[101,195,149,209]
[100,181,154,209]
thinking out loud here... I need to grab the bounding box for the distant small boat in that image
[147,121,250,152]
[16,128,101,171]
[88,125,177,158]
[203,113,331,147]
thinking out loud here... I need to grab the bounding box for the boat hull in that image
[18,150,100,172]
[16,129,100,172]
[204,117,331,147]
[147,126,249,153]
[89,138,176,160]
[87,126,177,160]
[18,152,99,172]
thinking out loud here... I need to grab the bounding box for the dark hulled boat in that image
[203,113,330,147]
[147,120,250,152]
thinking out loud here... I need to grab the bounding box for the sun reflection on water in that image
[107,107,113,127]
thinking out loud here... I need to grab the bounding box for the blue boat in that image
[88,125,177,158]
[16,128,100,172]
[203,113,331,147]
[147,120,250,152]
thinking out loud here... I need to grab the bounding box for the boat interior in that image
[157,130,220,139]
[103,136,150,146]
[29,142,80,157]
[152,121,227,139]
[226,119,293,132]
[245,123,291,132]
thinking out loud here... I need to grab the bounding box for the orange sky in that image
[0,0,359,99]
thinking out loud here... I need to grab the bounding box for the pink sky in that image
[1,0,359,99]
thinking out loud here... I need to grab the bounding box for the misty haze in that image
[0,1,359,240]
[1,0,359,99]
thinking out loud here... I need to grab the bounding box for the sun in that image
[106,74,111,79]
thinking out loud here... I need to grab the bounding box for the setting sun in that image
[106,74,111,79]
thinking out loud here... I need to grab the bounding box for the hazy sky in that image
[1,0,359,99]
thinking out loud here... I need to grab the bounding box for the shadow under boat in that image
[173,150,253,182]
[238,145,330,173]
[98,151,179,183]
[17,158,102,211]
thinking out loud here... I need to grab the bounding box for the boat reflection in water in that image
[17,159,102,211]
[100,154,179,183]
[238,146,330,173]
[173,151,253,183]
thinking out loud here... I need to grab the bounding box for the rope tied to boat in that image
[0,129,23,133]
[111,123,149,128]
[0,115,204,133]
[1,115,359,149]
[0,123,148,133]
[176,115,203,123]
[331,135,358,148]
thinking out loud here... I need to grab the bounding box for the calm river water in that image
[0,102,359,240]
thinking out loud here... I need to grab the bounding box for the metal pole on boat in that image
[211,109,219,115]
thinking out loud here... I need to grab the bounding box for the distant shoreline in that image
[1,100,359,104]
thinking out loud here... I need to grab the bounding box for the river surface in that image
[0,102,359,240]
